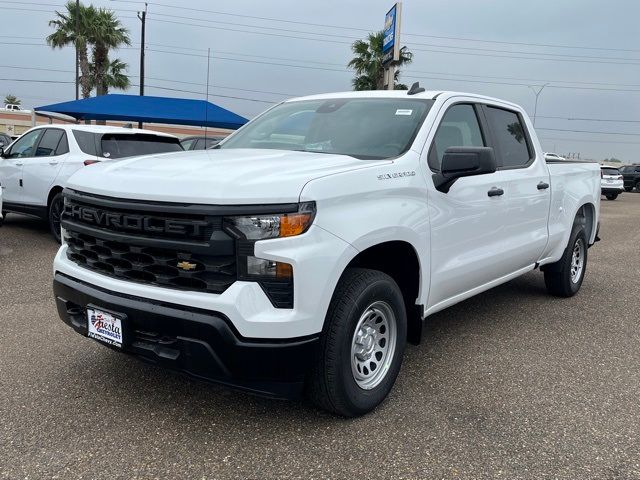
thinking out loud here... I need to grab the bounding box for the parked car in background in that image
[0,125,182,241]
[600,166,624,200]
[180,135,224,150]
[2,104,23,111]
[53,89,601,417]
[544,152,566,161]
[619,164,640,192]
[0,133,12,149]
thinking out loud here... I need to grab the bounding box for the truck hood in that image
[65,149,384,204]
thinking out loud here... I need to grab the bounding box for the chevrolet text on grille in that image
[64,204,209,235]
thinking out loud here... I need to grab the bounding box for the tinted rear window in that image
[101,134,182,159]
[601,168,620,175]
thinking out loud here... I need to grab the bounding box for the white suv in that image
[0,125,182,240]
[600,166,624,200]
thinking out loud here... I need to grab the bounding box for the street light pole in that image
[137,2,147,128]
[528,83,549,127]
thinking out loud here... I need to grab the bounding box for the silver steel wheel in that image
[570,238,585,283]
[351,301,397,390]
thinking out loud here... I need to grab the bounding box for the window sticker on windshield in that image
[395,109,413,116]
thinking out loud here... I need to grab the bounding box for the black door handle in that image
[537,182,550,190]
[487,187,504,197]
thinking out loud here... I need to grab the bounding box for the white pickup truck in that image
[53,88,600,416]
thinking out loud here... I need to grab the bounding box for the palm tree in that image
[3,94,20,105]
[348,31,413,90]
[84,58,130,94]
[47,1,97,98]
[91,8,131,96]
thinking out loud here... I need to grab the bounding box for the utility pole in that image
[75,0,79,100]
[137,2,147,128]
[528,83,549,127]
[204,47,210,138]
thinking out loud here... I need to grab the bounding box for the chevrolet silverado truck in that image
[53,88,601,417]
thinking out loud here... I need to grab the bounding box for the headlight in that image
[225,202,316,240]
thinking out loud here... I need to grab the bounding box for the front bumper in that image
[53,272,319,399]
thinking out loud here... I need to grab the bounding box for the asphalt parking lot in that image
[1,195,639,480]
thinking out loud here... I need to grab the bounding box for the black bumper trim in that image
[53,273,319,399]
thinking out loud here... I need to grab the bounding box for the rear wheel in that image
[306,268,407,417]
[48,192,64,243]
[543,224,588,297]
[605,193,618,200]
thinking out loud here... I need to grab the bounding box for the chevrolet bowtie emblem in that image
[176,261,197,271]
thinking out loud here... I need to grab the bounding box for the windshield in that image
[99,133,183,159]
[219,98,434,159]
[601,168,620,176]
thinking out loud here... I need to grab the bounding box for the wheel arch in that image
[47,185,64,209]
[575,202,597,244]
[342,240,424,345]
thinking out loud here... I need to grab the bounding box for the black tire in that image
[636,181,640,192]
[48,192,64,243]
[543,224,588,297]
[306,268,407,417]
[605,193,618,200]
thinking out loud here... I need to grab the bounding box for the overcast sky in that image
[3,0,639,161]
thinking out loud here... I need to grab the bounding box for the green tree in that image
[91,8,131,96]
[3,94,20,105]
[348,31,413,90]
[47,1,97,98]
[47,2,130,98]
[85,58,130,94]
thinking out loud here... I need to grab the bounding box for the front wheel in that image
[605,193,618,200]
[306,268,407,417]
[543,224,588,297]
[48,192,64,243]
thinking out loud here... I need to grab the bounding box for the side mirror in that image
[432,146,497,193]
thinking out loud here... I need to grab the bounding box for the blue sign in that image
[383,4,397,53]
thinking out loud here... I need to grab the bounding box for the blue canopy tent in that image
[35,94,248,130]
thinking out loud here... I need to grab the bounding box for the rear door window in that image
[35,129,65,157]
[485,106,532,168]
[100,134,183,159]
[601,168,619,176]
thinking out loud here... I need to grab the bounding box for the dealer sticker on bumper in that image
[87,308,123,348]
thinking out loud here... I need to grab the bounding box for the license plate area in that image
[87,306,125,348]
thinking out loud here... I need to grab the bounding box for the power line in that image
[0,77,74,83]
[147,12,359,40]
[536,115,640,123]
[539,136,640,145]
[145,48,350,73]
[537,128,640,136]
[115,0,640,54]
[148,18,353,45]
[405,41,640,63]
[409,47,640,67]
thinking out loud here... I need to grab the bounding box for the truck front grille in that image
[65,231,236,293]
[61,190,237,295]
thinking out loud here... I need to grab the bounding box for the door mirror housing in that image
[432,146,497,193]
